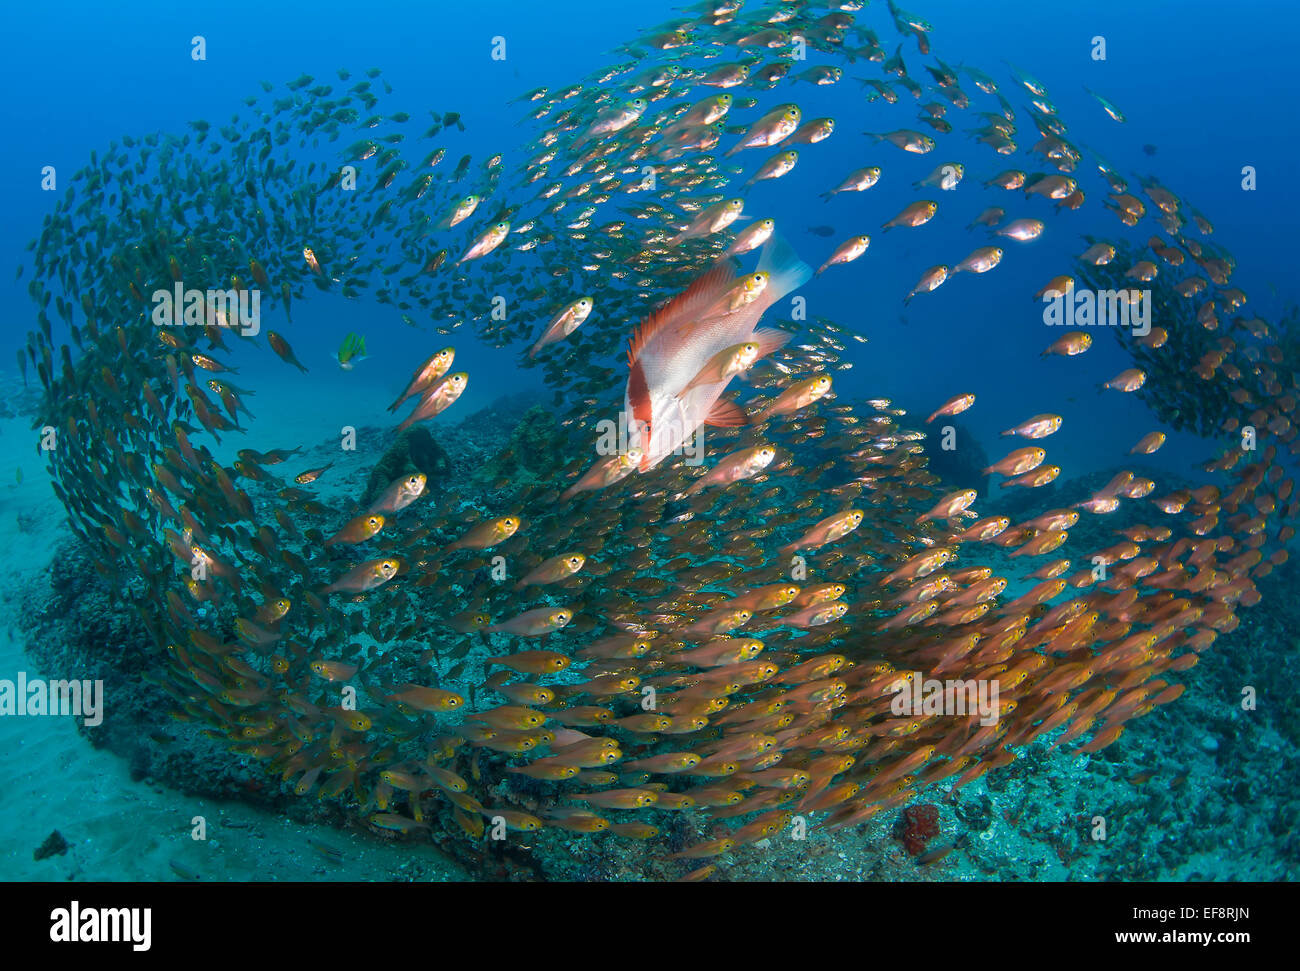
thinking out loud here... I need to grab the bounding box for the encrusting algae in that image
[16,0,1294,873]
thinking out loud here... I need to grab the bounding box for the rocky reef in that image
[923,421,990,500]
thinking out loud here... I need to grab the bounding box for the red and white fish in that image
[623,237,811,472]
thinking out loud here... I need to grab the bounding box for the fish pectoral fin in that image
[703,398,749,428]
[751,326,792,360]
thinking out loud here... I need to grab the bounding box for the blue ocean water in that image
[2,0,1297,470]
[1,0,1296,882]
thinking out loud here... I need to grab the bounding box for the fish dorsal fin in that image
[627,258,738,364]
[704,397,748,428]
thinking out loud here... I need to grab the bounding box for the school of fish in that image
[16,0,1296,877]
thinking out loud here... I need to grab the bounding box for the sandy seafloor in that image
[0,367,1293,881]
[0,401,468,881]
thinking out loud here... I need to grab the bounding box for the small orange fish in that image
[396,372,468,431]
[1102,368,1146,392]
[484,650,572,674]
[916,489,977,524]
[1130,431,1166,454]
[294,463,333,484]
[323,558,400,594]
[448,515,522,552]
[388,347,454,412]
[881,199,937,231]
[754,374,832,422]
[482,808,543,832]
[486,606,573,637]
[779,509,864,554]
[1001,414,1061,439]
[384,685,465,712]
[1041,332,1092,357]
[669,837,736,859]
[516,553,587,588]
[325,513,385,546]
[684,445,776,496]
[310,659,358,681]
[367,473,427,515]
[925,393,974,423]
[904,264,950,304]
[268,331,309,373]
[576,788,659,809]
[983,447,1046,477]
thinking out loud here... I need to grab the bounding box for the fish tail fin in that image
[757,235,813,305]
